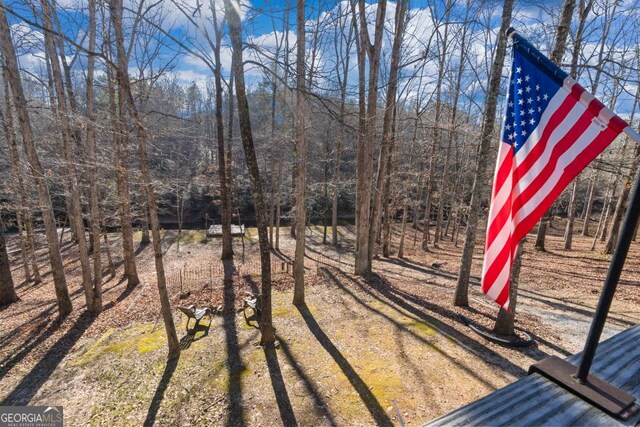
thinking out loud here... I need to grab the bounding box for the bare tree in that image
[0,2,72,316]
[369,0,408,262]
[110,0,180,358]
[293,0,307,305]
[352,0,387,275]
[1,75,41,284]
[331,4,353,247]
[103,8,140,289]
[86,0,103,312]
[533,0,576,252]
[42,0,97,311]
[225,0,276,347]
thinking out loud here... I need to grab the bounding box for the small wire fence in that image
[166,254,293,294]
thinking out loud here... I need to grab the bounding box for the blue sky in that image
[6,0,640,119]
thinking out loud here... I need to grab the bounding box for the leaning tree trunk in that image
[110,0,180,359]
[0,3,72,316]
[1,80,40,283]
[293,0,307,306]
[453,0,514,307]
[226,0,276,347]
[0,216,18,306]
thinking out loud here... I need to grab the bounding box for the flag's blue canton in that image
[502,49,564,154]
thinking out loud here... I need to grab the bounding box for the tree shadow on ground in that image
[0,282,97,382]
[223,260,245,427]
[368,272,550,365]
[520,289,636,327]
[296,303,393,426]
[377,257,479,285]
[0,311,96,405]
[143,356,179,427]
[135,241,150,256]
[276,335,338,426]
[323,268,544,377]
[264,346,298,427]
[320,268,499,389]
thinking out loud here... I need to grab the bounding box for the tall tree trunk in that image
[353,0,387,275]
[0,216,17,306]
[110,0,180,359]
[582,170,599,235]
[226,59,235,240]
[2,91,29,280]
[103,231,116,278]
[0,3,72,316]
[140,207,151,245]
[604,86,640,254]
[564,179,579,249]
[43,0,96,310]
[2,78,40,283]
[493,242,523,335]
[453,0,514,307]
[293,0,307,306]
[275,162,282,251]
[226,0,276,346]
[211,1,233,262]
[562,0,592,250]
[331,15,352,247]
[604,176,632,254]
[591,174,615,251]
[86,0,102,312]
[534,0,577,251]
[427,0,453,249]
[104,24,139,289]
[382,105,398,257]
[368,0,406,263]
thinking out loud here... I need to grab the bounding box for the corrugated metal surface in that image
[426,325,640,426]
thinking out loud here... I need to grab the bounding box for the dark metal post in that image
[576,155,640,381]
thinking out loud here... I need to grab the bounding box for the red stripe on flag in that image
[492,148,514,198]
[482,238,512,293]
[511,101,603,217]
[495,277,511,308]
[513,127,620,242]
[512,85,585,178]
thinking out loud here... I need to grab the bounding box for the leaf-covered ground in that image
[0,222,638,425]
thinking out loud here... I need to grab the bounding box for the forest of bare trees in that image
[0,0,639,356]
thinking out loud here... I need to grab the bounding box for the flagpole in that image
[575,126,640,381]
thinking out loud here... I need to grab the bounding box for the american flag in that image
[481,32,629,309]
